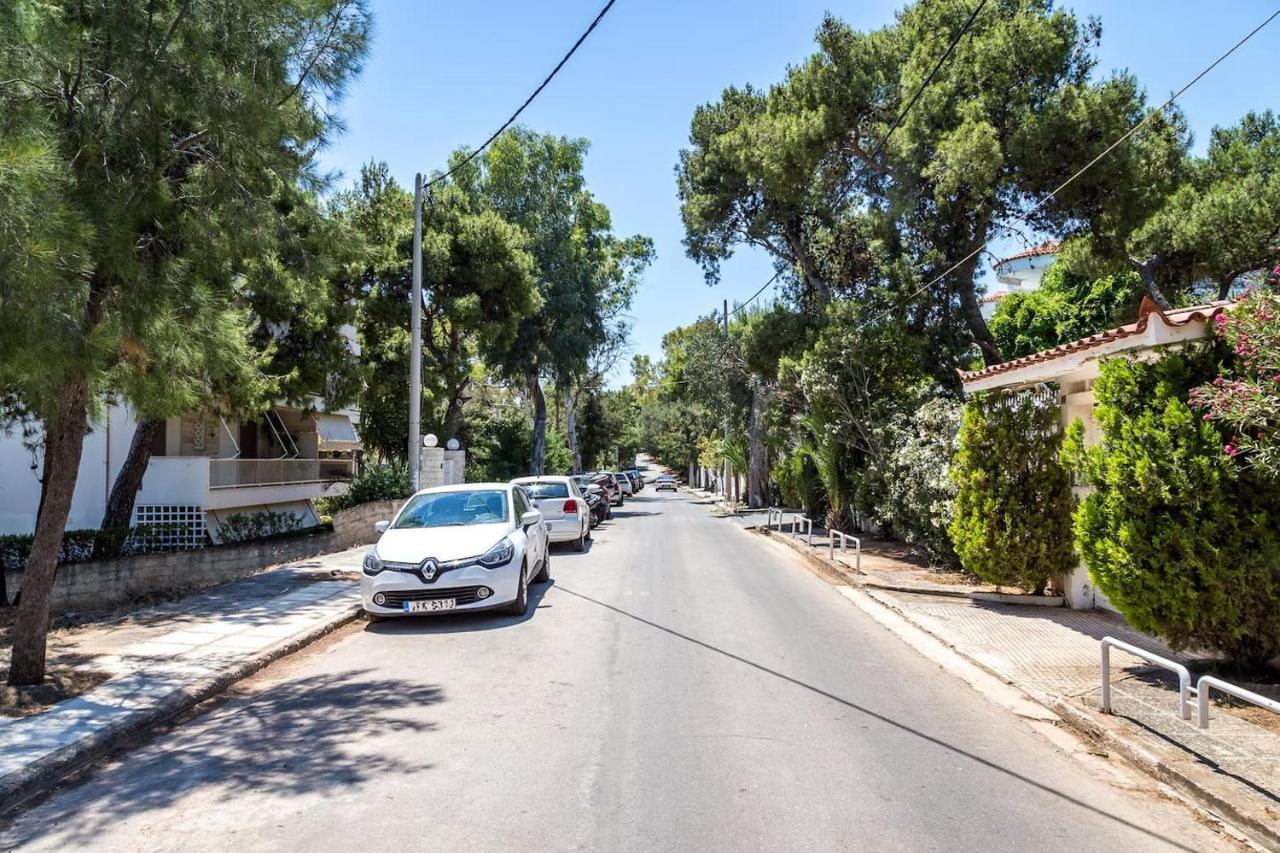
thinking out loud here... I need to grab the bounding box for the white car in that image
[511,476,591,551]
[361,483,550,619]
[611,472,633,497]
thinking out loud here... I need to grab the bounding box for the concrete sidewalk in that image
[0,548,365,811]
[739,513,1280,849]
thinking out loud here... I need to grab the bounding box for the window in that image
[524,482,570,499]
[513,487,532,518]
[393,490,509,529]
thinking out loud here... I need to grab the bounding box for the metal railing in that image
[1196,675,1280,730]
[1101,636,1193,720]
[209,458,355,489]
[766,507,861,570]
[830,529,861,572]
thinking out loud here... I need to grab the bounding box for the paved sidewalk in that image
[0,548,364,810]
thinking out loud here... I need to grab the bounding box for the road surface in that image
[0,490,1236,852]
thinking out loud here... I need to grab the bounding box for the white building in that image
[0,401,361,543]
[980,240,1060,319]
[960,297,1229,610]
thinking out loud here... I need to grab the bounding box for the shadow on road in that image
[363,579,557,636]
[552,584,1200,853]
[0,670,444,848]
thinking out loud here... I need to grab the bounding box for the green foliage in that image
[874,398,962,567]
[949,392,1075,592]
[1066,351,1280,668]
[316,463,411,514]
[989,266,1141,359]
[217,511,306,545]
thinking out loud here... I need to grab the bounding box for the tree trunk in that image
[442,383,468,443]
[1133,256,1174,311]
[8,377,90,686]
[783,220,830,305]
[748,386,770,508]
[528,372,547,476]
[95,417,164,558]
[565,387,582,474]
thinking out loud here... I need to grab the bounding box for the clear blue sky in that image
[318,1,1280,386]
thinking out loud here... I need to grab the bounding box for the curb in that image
[0,600,362,815]
[754,526,1066,606]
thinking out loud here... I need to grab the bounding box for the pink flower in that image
[1225,443,1239,457]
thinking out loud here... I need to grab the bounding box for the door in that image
[238,420,259,458]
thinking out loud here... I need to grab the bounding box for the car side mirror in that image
[520,510,542,530]
[374,520,390,534]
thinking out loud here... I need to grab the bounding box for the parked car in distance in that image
[362,483,549,619]
[573,475,611,526]
[612,472,633,497]
[512,476,591,551]
[654,474,677,492]
[590,472,624,507]
[623,469,643,493]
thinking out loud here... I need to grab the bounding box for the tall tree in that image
[0,0,370,686]
[341,162,540,460]
[451,129,651,474]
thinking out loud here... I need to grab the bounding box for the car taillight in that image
[563,499,578,513]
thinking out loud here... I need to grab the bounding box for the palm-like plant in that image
[798,413,847,530]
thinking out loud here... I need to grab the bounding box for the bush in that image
[0,525,199,573]
[1065,350,1280,669]
[949,391,1075,593]
[989,266,1141,359]
[874,398,962,567]
[316,462,412,514]
[1190,286,1280,479]
[216,510,307,544]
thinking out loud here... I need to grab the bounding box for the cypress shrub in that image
[949,391,1075,593]
[1064,351,1280,669]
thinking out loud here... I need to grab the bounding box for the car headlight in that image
[362,551,385,575]
[476,537,515,569]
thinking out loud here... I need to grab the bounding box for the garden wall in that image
[3,499,403,612]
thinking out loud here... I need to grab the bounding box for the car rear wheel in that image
[508,563,530,614]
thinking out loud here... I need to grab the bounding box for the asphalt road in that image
[1,490,1236,852]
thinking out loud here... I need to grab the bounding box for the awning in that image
[314,413,360,451]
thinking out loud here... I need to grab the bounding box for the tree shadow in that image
[362,580,556,636]
[0,669,445,848]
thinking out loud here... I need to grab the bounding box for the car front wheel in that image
[507,563,530,614]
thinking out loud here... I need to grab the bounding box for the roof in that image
[410,482,512,496]
[979,290,1010,305]
[992,240,1061,271]
[960,297,1230,387]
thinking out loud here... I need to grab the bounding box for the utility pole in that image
[723,298,730,506]
[408,173,424,492]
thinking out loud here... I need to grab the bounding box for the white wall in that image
[0,403,140,534]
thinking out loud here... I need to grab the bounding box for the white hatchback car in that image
[511,476,591,551]
[362,483,550,619]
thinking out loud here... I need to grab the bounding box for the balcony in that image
[209,458,356,489]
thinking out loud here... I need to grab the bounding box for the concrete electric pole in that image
[408,172,424,492]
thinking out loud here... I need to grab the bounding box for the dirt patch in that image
[0,666,111,718]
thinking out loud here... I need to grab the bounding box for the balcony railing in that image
[209,458,355,489]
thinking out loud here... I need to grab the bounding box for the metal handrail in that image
[1197,675,1280,729]
[829,530,862,572]
[1101,636,1193,720]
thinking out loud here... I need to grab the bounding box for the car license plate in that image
[404,599,456,613]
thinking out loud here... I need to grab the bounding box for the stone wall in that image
[4,499,405,612]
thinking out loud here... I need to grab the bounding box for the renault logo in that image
[420,558,440,580]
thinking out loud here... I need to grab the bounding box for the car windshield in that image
[393,490,509,528]
[523,482,570,499]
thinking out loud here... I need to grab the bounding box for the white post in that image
[408,173,424,492]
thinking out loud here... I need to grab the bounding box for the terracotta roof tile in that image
[993,240,1062,270]
[960,297,1230,386]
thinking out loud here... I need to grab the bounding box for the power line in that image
[867,0,989,162]
[423,0,618,189]
[870,6,1280,327]
[728,270,785,317]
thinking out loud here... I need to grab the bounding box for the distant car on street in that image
[611,472,633,498]
[623,469,643,493]
[512,476,591,551]
[654,474,677,492]
[362,483,550,619]
[573,475,611,526]
[590,472,625,506]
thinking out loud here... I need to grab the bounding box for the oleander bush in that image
[316,462,412,514]
[949,390,1075,593]
[1064,349,1280,669]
